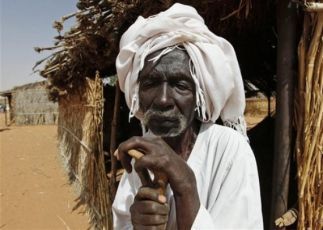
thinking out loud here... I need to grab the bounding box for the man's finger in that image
[132,213,168,226]
[133,224,167,230]
[131,199,169,215]
[117,136,152,173]
[116,146,133,173]
[135,187,167,204]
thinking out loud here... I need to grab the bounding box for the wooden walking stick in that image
[127,149,169,229]
[115,149,169,229]
[114,149,168,196]
[128,149,168,196]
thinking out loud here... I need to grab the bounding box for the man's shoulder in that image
[201,123,246,142]
[200,123,252,159]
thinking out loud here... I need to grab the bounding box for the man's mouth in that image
[150,115,178,122]
[142,109,187,137]
[148,115,179,127]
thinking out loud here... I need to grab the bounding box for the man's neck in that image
[163,120,200,161]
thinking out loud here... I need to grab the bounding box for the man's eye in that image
[174,82,191,91]
[141,81,156,89]
[176,84,188,90]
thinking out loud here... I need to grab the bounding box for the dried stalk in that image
[296,9,323,230]
[300,12,323,197]
[109,82,121,202]
[34,45,63,53]
[61,12,79,22]
[304,3,323,12]
[220,0,252,20]
[58,74,111,229]
[292,1,323,12]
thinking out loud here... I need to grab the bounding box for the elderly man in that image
[113,3,263,230]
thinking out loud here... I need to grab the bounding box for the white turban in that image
[116,3,247,137]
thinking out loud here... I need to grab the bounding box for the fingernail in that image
[114,149,119,160]
[158,195,166,203]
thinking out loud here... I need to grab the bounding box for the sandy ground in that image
[0,114,89,230]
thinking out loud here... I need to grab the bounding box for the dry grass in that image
[295,7,323,229]
[57,74,111,229]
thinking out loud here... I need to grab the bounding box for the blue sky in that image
[1,0,77,91]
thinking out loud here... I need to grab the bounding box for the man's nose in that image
[153,83,173,110]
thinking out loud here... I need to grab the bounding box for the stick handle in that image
[128,149,144,159]
[127,149,168,195]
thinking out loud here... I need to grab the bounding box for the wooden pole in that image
[269,0,297,229]
[109,82,121,202]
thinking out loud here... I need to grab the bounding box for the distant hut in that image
[34,1,322,229]
[0,81,58,126]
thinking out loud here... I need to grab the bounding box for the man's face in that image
[138,48,196,137]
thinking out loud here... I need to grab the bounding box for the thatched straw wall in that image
[295,2,323,229]
[12,81,58,125]
[57,74,111,229]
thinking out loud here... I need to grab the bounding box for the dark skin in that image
[117,49,200,230]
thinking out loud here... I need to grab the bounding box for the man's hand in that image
[117,136,196,196]
[130,186,169,230]
[117,136,200,230]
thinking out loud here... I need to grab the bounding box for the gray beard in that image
[142,109,188,137]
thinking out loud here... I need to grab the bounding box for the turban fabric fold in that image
[116,3,247,137]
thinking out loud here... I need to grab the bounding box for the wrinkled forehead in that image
[138,47,193,82]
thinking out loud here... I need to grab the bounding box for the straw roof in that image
[34,0,276,100]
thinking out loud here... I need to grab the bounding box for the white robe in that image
[112,123,263,229]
